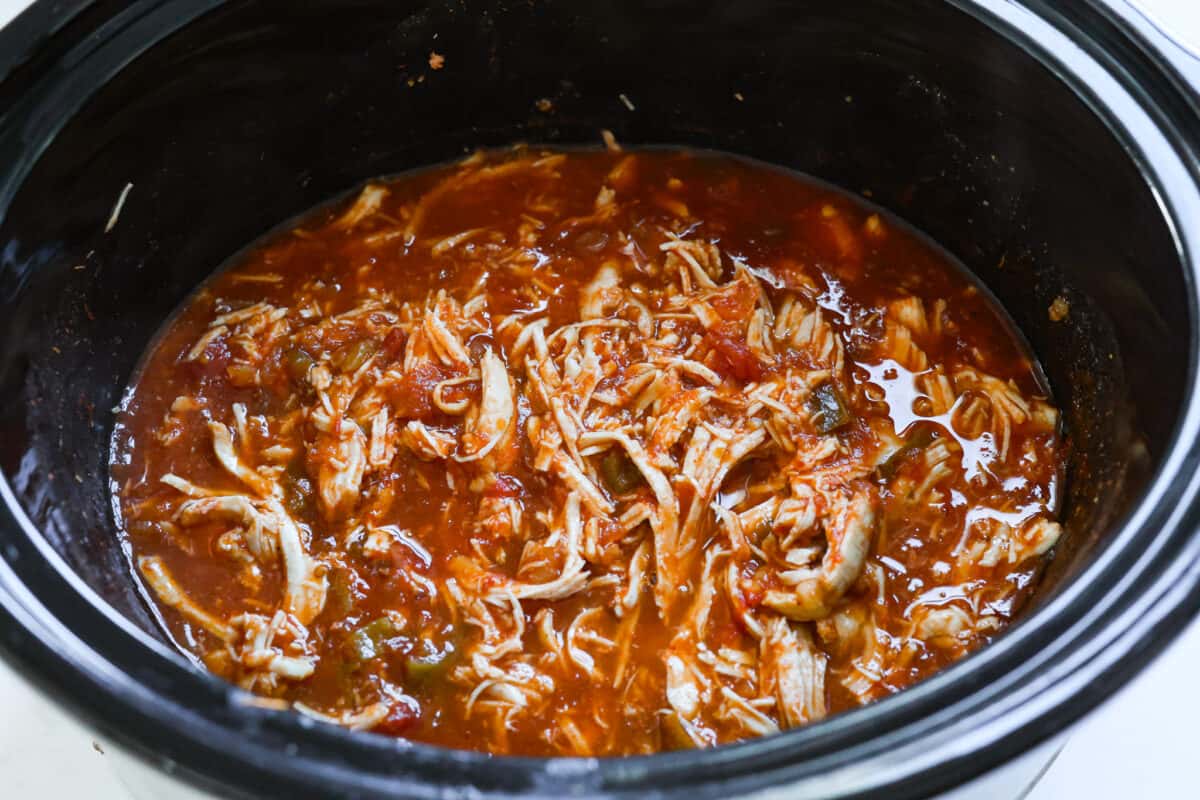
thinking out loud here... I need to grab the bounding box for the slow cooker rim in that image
[1,0,1200,798]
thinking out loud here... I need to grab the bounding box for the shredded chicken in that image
[763,486,876,621]
[117,148,1065,756]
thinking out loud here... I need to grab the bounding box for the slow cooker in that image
[2,1,1200,797]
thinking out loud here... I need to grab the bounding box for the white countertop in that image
[1,1,1199,798]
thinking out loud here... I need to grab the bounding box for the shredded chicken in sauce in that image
[113,148,1064,755]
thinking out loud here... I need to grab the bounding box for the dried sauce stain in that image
[111,148,1065,756]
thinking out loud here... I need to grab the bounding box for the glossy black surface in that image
[1,1,1199,798]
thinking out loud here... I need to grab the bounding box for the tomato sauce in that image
[111,147,1064,756]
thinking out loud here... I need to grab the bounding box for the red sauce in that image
[112,148,1064,756]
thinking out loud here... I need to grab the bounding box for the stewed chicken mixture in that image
[112,148,1064,756]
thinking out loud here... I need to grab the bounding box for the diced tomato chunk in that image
[707,328,764,382]
[708,279,757,323]
[381,328,407,361]
[484,473,524,499]
[387,361,452,419]
[374,701,419,735]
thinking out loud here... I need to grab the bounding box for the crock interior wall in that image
[0,0,1185,639]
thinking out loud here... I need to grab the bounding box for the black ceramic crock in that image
[2,1,1200,798]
